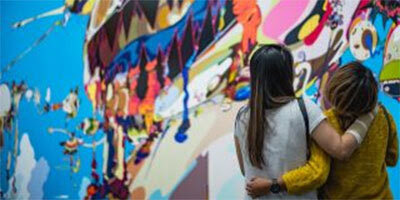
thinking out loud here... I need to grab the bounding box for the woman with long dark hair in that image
[234,45,377,199]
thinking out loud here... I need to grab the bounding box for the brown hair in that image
[247,44,295,169]
[325,61,378,130]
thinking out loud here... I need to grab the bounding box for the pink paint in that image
[262,0,311,40]
[128,95,140,115]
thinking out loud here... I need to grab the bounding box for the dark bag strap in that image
[297,97,310,159]
[298,97,323,199]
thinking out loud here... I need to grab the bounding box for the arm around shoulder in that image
[312,120,358,160]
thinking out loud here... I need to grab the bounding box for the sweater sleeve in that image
[386,113,398,167]
[282,140,331,195]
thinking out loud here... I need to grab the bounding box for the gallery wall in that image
[1,0,399,199]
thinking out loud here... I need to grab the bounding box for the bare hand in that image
[246,177,272,198]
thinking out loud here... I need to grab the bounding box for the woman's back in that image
[235,97,325,199]
[322,107,397,199]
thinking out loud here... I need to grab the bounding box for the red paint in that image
[304,1,333,45]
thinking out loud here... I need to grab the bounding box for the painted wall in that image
[1,0,399,199]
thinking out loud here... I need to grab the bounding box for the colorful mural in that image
[1,0,399,199]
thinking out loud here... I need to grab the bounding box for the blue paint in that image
[364,31,373,54]
[116,116,136,133]
[174,50,198,143]
[175,132,188,143]
[234,86,250,101]
[149,190,168,200]
[0,1,96,198]
[305,83,319,102]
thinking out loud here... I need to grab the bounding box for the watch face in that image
[270,183,281,194]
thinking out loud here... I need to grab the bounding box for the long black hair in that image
[247,44,296,169]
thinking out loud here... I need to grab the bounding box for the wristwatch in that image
[270,179,281,194]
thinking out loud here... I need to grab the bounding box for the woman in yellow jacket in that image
[246,62,398,199]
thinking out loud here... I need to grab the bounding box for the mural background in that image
[1,0,399,199]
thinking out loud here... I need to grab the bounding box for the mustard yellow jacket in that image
[282,107,398,199]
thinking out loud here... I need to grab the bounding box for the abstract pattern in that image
[1,0,399,199]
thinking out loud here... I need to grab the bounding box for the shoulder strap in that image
[297,97,310,159]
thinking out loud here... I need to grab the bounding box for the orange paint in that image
[131,187,146,200]
[233,0,261,53]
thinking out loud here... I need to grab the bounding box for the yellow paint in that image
[72,159,80,173]
[153,114,163,122]
[157,5,171,29]
[323,0,328,11]
[229,71,237,83]
[298,15,320,40]
[81,0,95,15]
[372,29,378,49]
[114,126,125,180]
[94,0,112,27]
[128,128,139,137]
[65,0,95,15]
[65,0,75,7]
[218,14,225,31]
[195,107,204,116]
[236,81,249,90]
[139,104,154,132]
[349,17,362,34]
[87,82,97,109]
